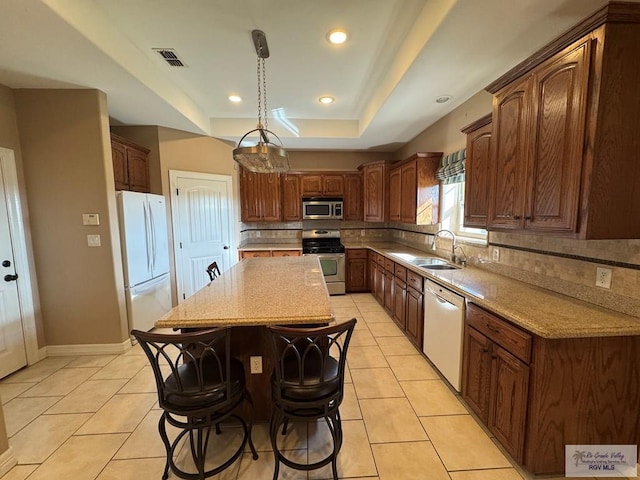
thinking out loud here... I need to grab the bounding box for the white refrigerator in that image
[116,191,172,332]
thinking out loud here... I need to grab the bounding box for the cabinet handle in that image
[513,215,521,220]
[524,216,532,220]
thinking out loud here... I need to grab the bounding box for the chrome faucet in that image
[431,229,457,263]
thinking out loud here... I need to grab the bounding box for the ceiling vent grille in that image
[153,48,187,67]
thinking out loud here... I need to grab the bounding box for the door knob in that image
[2,260,10,267]
[223,245,230,250]
[4,274,18,282]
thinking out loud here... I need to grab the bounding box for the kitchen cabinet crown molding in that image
[461,114,492,134]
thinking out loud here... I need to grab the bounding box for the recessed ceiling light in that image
[327,29,348,45]
[318,96,335,105]
[228,95,242,103]
[435,95,452,104]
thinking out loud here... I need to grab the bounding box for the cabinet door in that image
[489,344,530,463]
[240,169,261,222]
[301,175,323,196]
[323,175,344,196]
[281,174,301,221]
[400,162,417,223]
[374,262,385,303]
[464,121,492,228]
[462,326,492,422]
[384,269,394,314]
[388,167,402,222]
[393,279,406,330]
[488,76,531,229]
[369,257,378,296]
[346,257,368,292]
[526,39,590,233]
[344,174,362,221]
[363,163,386,222]
[405,286,423,349]
[126,148,149,192]
[260,173,281,221]
[111,140,128,191]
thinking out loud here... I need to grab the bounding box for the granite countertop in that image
[344,241,640,339]
[238,242,302,251]
[156,256,334,328]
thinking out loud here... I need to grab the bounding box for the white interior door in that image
[170,171,234,301]
[0,156,27,378]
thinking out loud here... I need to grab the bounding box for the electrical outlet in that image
[595,267,612,289]
[492,248,500,262]
[250,356,262,374]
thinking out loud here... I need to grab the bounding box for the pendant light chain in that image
[262,56,268,130]
[256,45,268,130]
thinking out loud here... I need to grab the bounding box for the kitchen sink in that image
[408,258,450,266]
[419,264,460,270]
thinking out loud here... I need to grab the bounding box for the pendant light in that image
[233,30,289,173]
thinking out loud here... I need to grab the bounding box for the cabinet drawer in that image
[467,303,531,363]
[241,250,272,259]
[407,271,423,292]
[271,250,301,257]
[394,264,407,282]
[376,253,386,265]
[348,249,368,259]
[384,258,395,272]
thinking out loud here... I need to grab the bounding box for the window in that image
[440,182,487,243]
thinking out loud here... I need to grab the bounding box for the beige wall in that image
[14,89,128,345]
[287,151,393,171]
[396,91,493,159]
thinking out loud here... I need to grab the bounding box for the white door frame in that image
[169,170,236,303]
[0,148,41,365]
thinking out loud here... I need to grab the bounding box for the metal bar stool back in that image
[267,318,357,480]
[206,262,221,281]
[132,328,258,480]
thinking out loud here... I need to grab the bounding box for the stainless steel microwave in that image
[302,197,343,220]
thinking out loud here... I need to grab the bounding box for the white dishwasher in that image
[422,279,466,392]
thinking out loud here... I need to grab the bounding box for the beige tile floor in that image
[0,293,634,480]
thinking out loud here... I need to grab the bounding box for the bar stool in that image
[132,327,258,480]
[206,261,221,281]
[267,318,357,480]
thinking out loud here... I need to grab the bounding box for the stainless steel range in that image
[302,229,345,295]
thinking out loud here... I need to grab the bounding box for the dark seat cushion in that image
[164,356,245,410]
[273,354,340,401]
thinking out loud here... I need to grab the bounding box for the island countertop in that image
[155,256,335,329]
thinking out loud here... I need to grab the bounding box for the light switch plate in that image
[82,213,100,226]
[492,248,500,262]
[87,234,101,247]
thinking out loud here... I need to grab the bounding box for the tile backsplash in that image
[241,221,640,318]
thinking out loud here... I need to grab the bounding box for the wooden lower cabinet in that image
[463,302,640,475]
[405,272,423,349]
[240,250,300,259]
[346,249,368,292]
[374,262,385,304]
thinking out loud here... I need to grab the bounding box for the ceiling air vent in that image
[153,48,188,67]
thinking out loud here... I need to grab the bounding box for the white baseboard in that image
[46,338,133,356]
[0,447,17,478]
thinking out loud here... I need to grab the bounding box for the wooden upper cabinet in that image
[526,40,590,233]
[362,161,387,222]
[485,10,640,239]
[388,153,441,225]
[343,173,362,221]
[240,168,281,222]
[300,174,344,196]
[388,168,402,222]
[488,76,532,230]
[281,174,301,221]
[111,134,150,193]
[300,175,323,196]
[489,39,590,233]
[462,115,492,228]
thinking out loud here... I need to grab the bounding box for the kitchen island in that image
[155,255,335,419]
